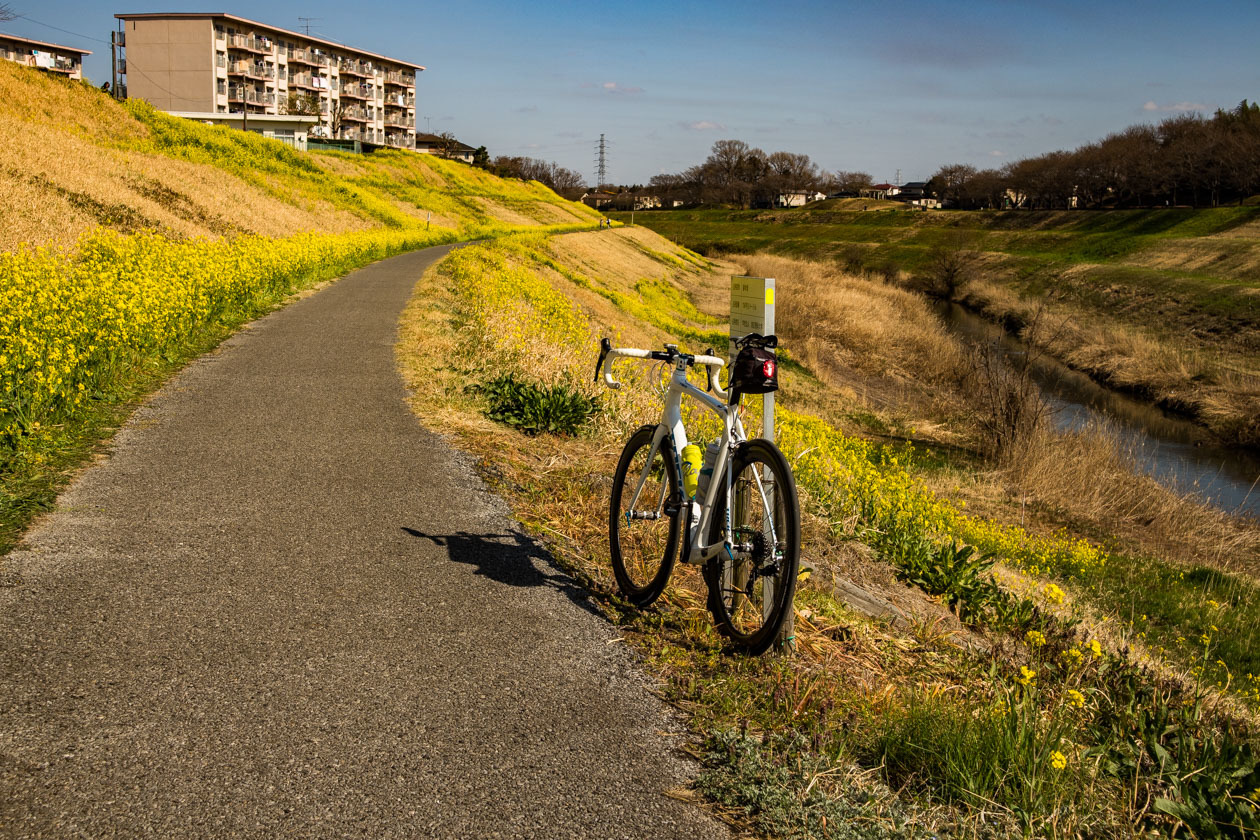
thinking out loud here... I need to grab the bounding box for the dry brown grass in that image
[550,225,723,289]
[0,60,145,144]
[1011,422,1260,574]
[0,103,366,251]
[732,254,971,435]
[957,275,1260,445]
[1131,238,1260,275]
[743,254,968,385]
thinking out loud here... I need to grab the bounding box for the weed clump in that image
[480,373,597,436]
[697,730,933,840]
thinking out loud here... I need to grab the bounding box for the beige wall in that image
[124,18,213,111]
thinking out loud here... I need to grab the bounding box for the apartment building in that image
[0,33,90,80]
[114,13,421,149]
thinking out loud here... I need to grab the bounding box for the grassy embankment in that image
[398,226,1260,838]
[0,62,603,553]
[614,203,1260,448]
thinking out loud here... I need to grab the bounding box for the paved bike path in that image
[0,244,728,839]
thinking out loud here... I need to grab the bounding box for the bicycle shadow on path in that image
[402,527,603,618]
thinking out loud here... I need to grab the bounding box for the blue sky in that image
[9,1,1259,185]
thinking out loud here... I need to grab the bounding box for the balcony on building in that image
[0,33,90,80]
[339,84,372,101]
[226,85,274,107]
[227,60,273,81]
[384,131,415,149]
[383,69,414,88]
[383,108,411,129]
[227,33,271,54]
[288,47,328,68]
[338,58,373,78]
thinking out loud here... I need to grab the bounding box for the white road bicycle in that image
[595,334,800,655]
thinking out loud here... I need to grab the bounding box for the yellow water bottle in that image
[681,444,702,498]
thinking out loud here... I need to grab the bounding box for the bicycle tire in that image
[609,425,681,607]
[703,439,801,654]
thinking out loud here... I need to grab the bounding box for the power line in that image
[15,14,110,45]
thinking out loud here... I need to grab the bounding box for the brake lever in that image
[594,337,611,383]
[703,347,715,392]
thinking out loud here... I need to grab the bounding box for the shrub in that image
[481,373,597,436]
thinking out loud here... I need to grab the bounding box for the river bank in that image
[933,300,1260,518]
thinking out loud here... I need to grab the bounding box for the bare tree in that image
[326,99,346,137]
[964,307,1055,462]
[928,163,977,207]
[282,91,319,116]
[831,170,873,195]
[491,155,585,195]
[766,151,819,202]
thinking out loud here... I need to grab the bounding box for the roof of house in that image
[414,132,476,152]
[114,12,422,70]
[0,31,92,55]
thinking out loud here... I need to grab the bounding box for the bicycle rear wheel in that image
[703,439,800,654]
[609,425,681,607]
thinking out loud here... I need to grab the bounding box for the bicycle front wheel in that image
[703,439,800,654]
[609,425,681,607]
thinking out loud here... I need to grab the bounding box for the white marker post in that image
[730,276,792,651]
[730,275,775,440]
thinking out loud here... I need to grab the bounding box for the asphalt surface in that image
[0,244,729,839]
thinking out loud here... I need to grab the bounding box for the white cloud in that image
[598,81,643,95]
[682,120,726,131]
[1142,100,1211,113]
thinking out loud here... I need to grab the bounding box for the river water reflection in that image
[933,302,1260,519]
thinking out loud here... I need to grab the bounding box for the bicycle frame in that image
[621,354,779,567]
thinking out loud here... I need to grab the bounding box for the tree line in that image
[646,140,872,208]
[485,156,586,198]
[931,101,1260,210]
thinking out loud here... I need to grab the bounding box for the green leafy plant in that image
[1090,661,1260,838]
[480,373,598,436]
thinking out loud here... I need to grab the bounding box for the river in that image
[933,302,1260,519]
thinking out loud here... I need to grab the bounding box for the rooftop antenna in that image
[297,17,321,36]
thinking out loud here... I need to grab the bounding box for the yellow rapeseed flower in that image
[1050,750,1067,771]
[1066,689,1085,709]
[1017,665,1036,687]
[1025,630,1047,647]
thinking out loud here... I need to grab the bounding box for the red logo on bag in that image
[762,359,776,379]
